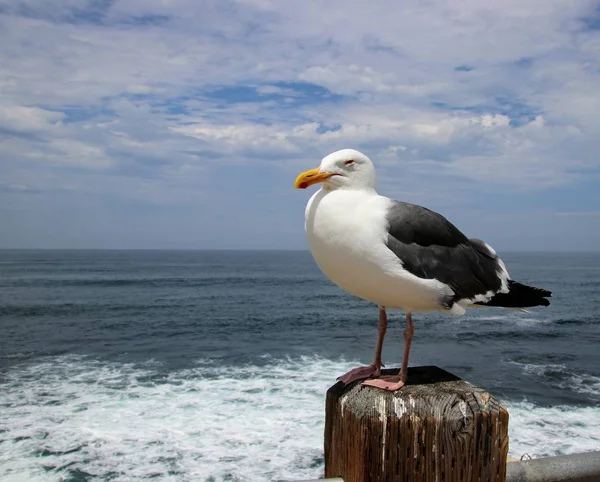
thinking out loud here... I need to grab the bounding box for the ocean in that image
[0,250,599,482]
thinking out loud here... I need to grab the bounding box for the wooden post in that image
[324,366,509,482]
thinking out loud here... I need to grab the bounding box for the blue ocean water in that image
[0,250,599,481]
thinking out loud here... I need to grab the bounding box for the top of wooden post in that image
[327,365,503,419]
[325,366,509,482]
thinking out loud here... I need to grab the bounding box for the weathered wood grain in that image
[324,366,509,482]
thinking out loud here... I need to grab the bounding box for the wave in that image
[1,356,599,481]
[0,275,324,289]
[506,401,600,458]
[509,361,600,399]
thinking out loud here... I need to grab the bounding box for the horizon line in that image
[1,248,599,254]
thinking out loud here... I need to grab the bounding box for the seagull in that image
[294,148,551,391]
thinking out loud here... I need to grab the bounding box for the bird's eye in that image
[344,160,355,166]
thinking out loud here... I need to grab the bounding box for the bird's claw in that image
[361,375,406,391]
[337,363,382,385]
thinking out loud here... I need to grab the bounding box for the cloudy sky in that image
[1,0,599,250]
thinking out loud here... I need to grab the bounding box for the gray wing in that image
[385,202,506,306]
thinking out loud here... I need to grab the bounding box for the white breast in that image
[304,188,451,312]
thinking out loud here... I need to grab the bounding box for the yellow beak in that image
[294,168,335,189]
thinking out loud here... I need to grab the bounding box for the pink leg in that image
[362,312,415,391]
[337,306,388,385]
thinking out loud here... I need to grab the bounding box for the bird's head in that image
[294,149,376,191]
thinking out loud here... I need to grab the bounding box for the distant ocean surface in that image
[1,250,599,482]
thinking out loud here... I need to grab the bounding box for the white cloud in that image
[45,139,113,168]
[0,105,64,132]
[172,123,301,155]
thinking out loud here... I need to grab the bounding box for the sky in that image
[1,0,599,251]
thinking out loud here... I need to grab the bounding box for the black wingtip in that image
[478,280,552,308]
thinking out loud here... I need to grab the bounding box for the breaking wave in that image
[2,356,599,481]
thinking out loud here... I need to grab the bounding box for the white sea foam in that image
[1,356,599,482]
[449,312,548,327]
[506,401,600,458]
[475,312,550,326]
[510,361,600,399]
